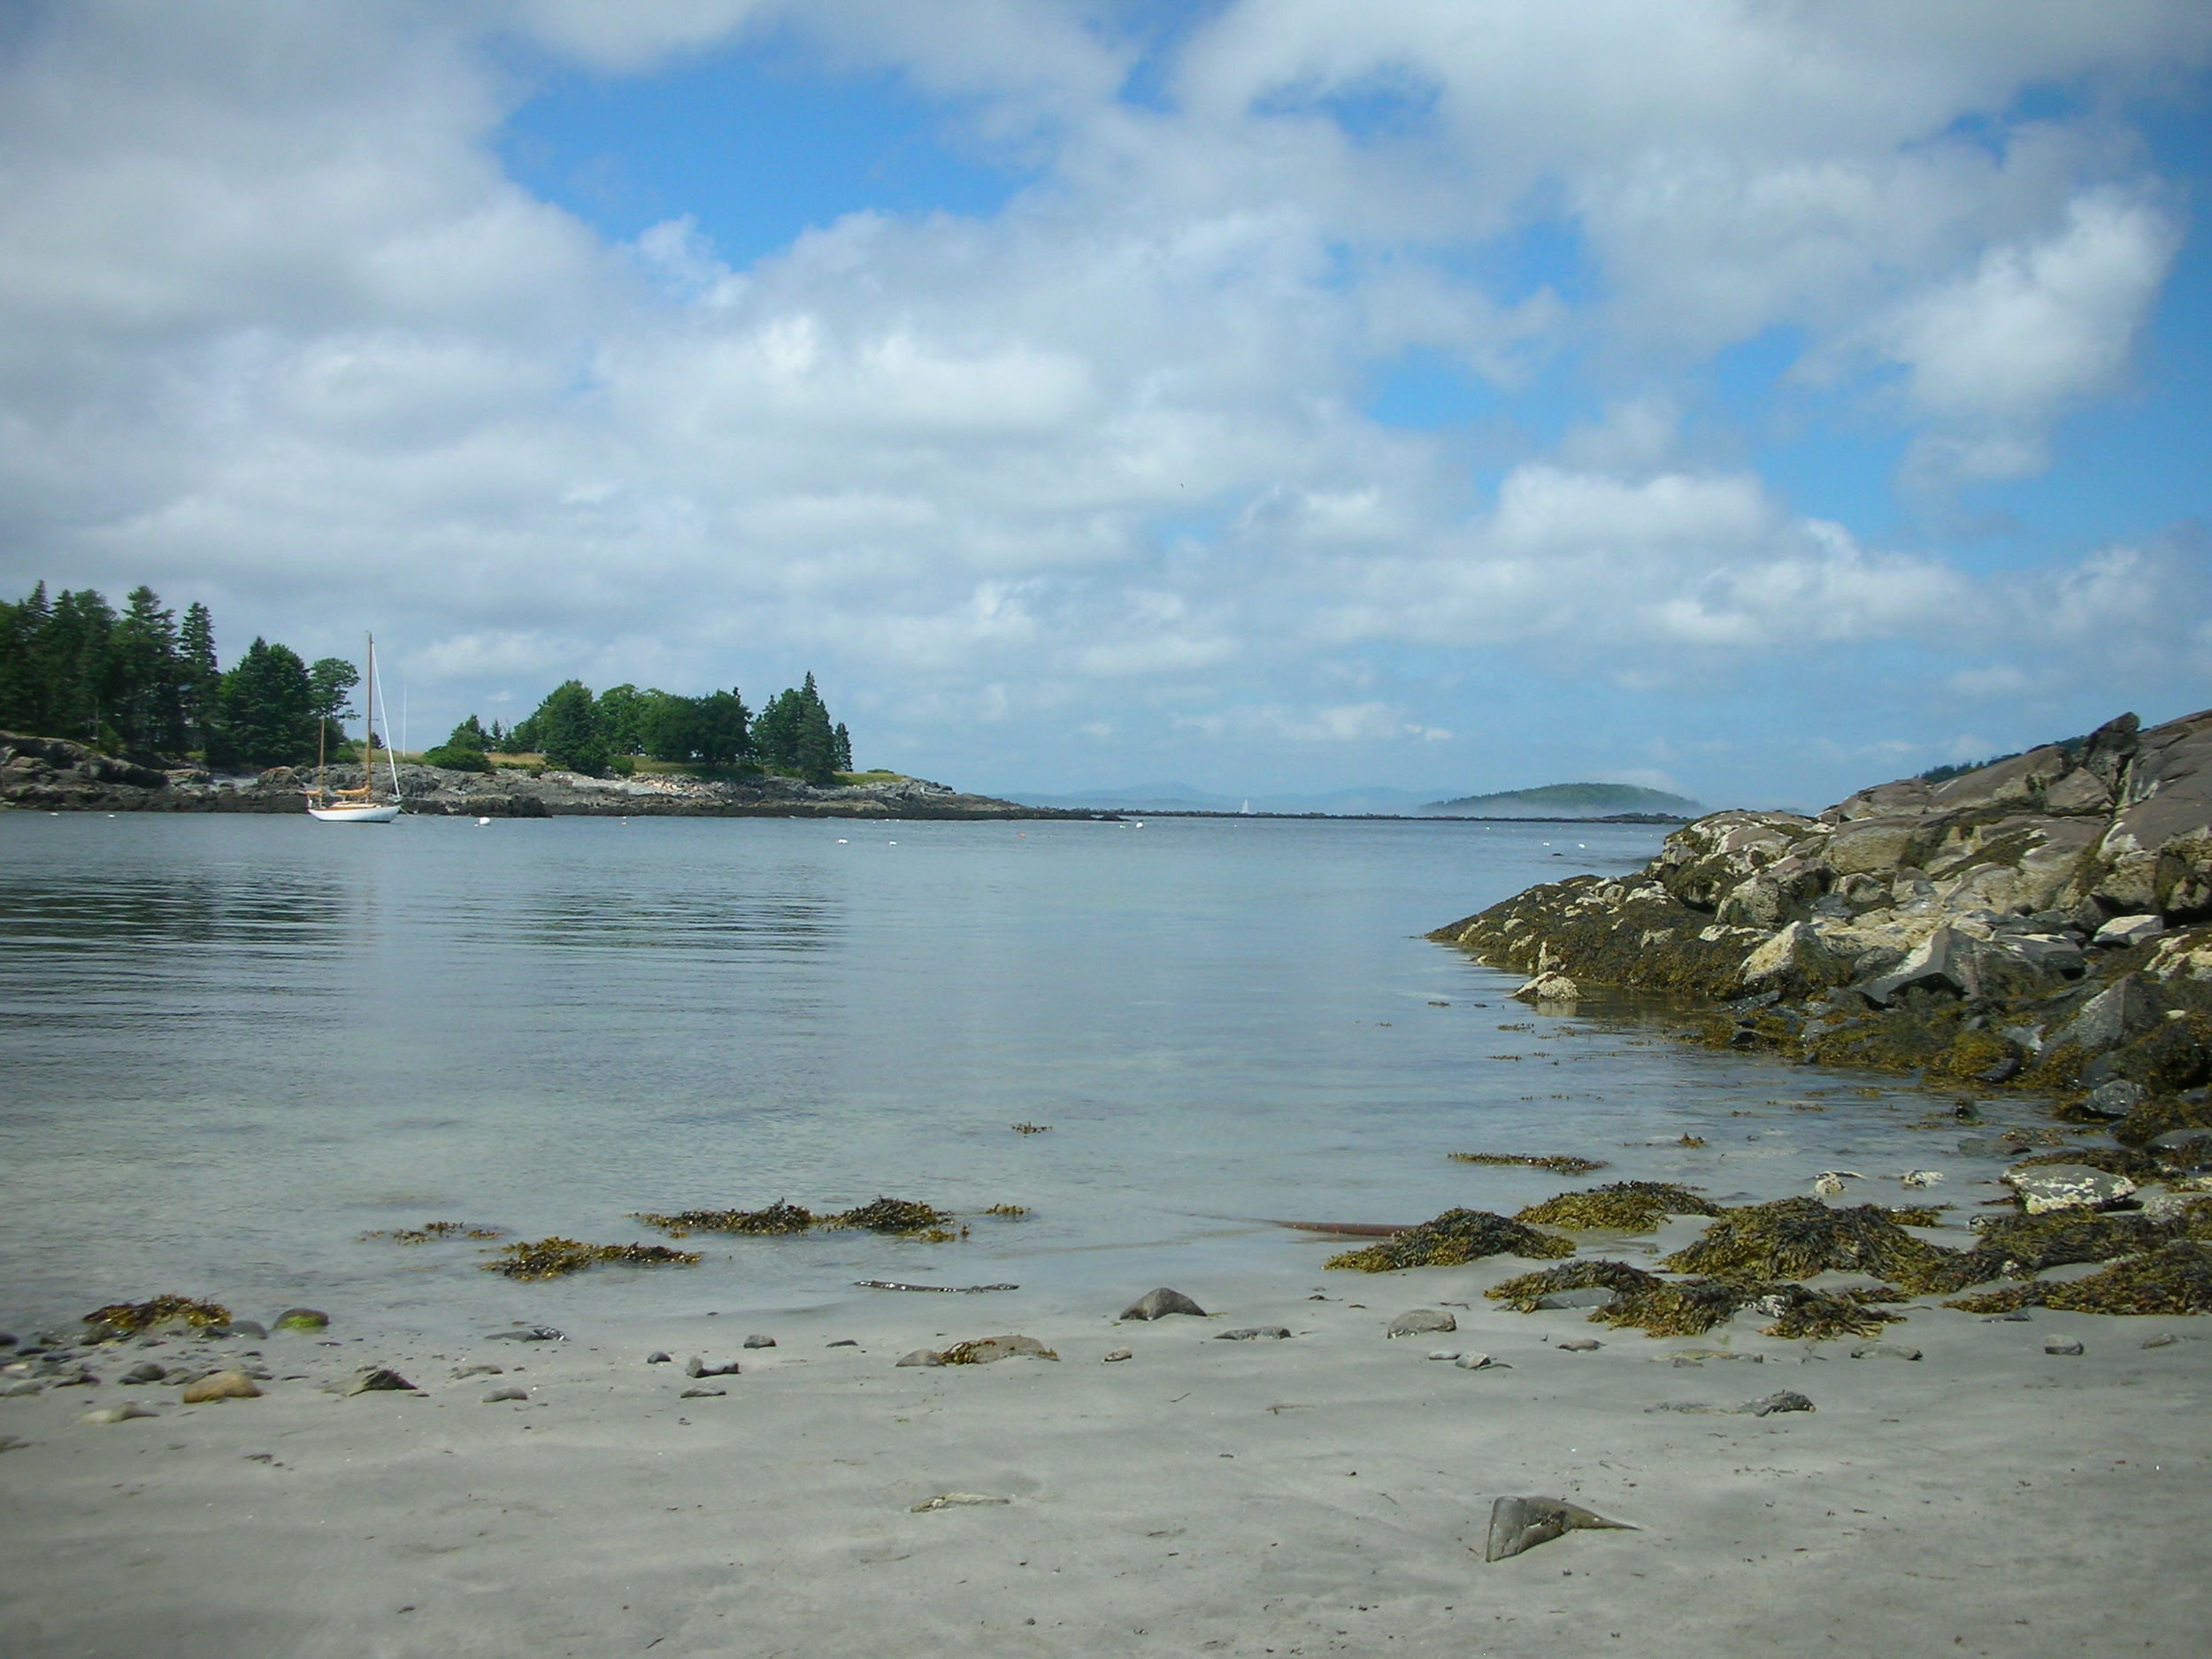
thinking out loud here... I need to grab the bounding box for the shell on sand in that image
[1483,1496,1636,1562]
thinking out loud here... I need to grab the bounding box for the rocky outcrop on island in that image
[0,732,1095,820]
[1431,710,2212,1149]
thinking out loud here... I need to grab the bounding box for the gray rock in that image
[742,1334,777,1349]
[1119,1287,1208,1321]
[895,1348,944,1367]
[1848,1343,1923,1361]
[2094,914,2165,949]
[1983,1310,2032,1322]
[220,1320,268,1341]
[119,1363,166,1384]
[645,1351,672,1364]
[451,1363,502,1379]
[1216,1326,1292,1341]
[1483,1496,1635,1562]
[1386,1310,1457,1338]
[1102,1348,1133,1363]
[2003,1163,2137,1214]
[1455,1353,1504,1370]
[1427,1349,1461,1361]
[482,1386,528,1402]
[485,1325,565,1342]
[2044,1337,2085,1356]
[1858,926,1972,1006]
[2,1379,42,1397]
[1959,1134,2035,1158]
[2083,1079,2147,1119]
[1555,1338,1602,1352]
[826,1339,859,1348]
[679,1386,726,1399]
[944,1335,1058,1363]
[2139,1192,2204,1224]
[2052,974,2161,1056]
[684,1356,741,1379]
[1744,1390,1816,1417]
[79,1402,157,1425]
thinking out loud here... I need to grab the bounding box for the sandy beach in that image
[4,1219,2207,1659]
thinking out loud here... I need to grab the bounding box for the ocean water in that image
[0,812,1984,1337]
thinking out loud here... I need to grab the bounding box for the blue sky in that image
[2,1,2208,808]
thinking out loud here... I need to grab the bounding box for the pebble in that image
[1455,1353,1504,1371]
[826,1340,859,1348]
[895,1349,944,1368]
[482,1386,528,1403]
[910,1492,1010,1511]
[1745,1390,1816,1417]
[180,1371,261,1403]
[452,1363,502,1379]
[679,1386,726,1399]
[1386,1310,1456,1338]
[1982,1311,2032,1323]
[1119,1287,1208,1321]
[742,1334,777,1349]
[80,1403,157,1425]
[685,1356,741,1379]
[1,1380,41,1397]
[1849,1343,1923,1362]
[119,1362,167,1385]
[486,1326,565,1342]
[1102,1348,1133,1363]
[2044,1337,2085,1356]
[1216,1326,1292,1341]
[1555,1339,1602,1352]
[223,1320,269,1340]
[1426,1349,1461,1362]
[645,1352,672,1364]
[1534,1288,1617,1310]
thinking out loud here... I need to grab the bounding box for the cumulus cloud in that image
[0,0,2206,802]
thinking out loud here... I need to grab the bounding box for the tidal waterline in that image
[1,812,1977,1334]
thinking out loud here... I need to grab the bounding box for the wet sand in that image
[3,1237,2207,1658]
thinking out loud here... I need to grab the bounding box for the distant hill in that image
[1422,782,1701,818]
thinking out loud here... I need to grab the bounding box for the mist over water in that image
[1,813,1975,1336]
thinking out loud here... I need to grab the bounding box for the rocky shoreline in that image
[0,731,1107,821]
[1430,709,2212,1153]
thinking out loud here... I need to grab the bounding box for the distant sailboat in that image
[1240,798,1254,815]
[307,633,403,823]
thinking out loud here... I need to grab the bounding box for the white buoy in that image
[477,817,491,826]
[836,838,848,844]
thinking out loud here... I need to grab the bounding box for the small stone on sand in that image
[1217,1326,1291,1341]
[1102,1348,1133,1363]
[1120,1287,1208,1321]
[482,1386,527,1402]
[1386,1310,1456,1338]
[742,1334,776,1349]
[180,1371,261,1403]
[910,1492,1010,1511]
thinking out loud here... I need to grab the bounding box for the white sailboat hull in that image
[307,803,402,823]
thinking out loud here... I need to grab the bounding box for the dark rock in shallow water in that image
[1119,1287,1207,1320]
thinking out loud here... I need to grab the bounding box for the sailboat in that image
[307,633,404,823]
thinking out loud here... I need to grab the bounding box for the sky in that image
[2,0,2209,810]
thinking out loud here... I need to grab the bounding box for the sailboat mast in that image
[362,632,376,795]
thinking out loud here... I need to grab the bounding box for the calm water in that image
[0,812,1970,1336]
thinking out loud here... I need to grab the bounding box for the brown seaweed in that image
[631,1202,817,1236]
[1516,1182,1719,1232]
[1448,1153,1609,1175]
[1946,1242,2212,1316]
[483,1237,702,1280]
[1660,1197,1977,1294]
[86,1295,232,1334]
[1325,1208,1576,1271]
[362,1221,508,1244]
[1485,1260,1664,1311]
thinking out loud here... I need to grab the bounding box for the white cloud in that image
[0,1,2206,803]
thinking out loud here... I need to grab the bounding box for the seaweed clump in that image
[833,1197,958,1235]
[87,1295,232,1334]
[363,1221,507,1244]
[1325,1208,1575,1272]
[484,1237,701,1280]
[1486,1259,1663,1311]
[1516,1182,1720,1232]
[1947,1242,2212,1316]
[981,1204,1029,1217]
[1969,1210,2170,1273]
[1448,1153,1608,1175]
[1661,1198,1973,1294]
[1753,1284,1906,1341]
[1885,1205,1949,1227]
[1590,1278,1901,1340]
[1591,1279,1762,1338]
[632,1202,816,1237]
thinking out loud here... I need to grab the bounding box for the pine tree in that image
[111,586,183,753]
[533,680,608,774]
[210,638,317,769]
[177,602,219,752]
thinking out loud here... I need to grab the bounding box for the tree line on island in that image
[1,580,856,785]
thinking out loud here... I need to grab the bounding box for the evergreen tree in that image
[111,586,183,753]
[532,680,608,774]
[177,602,219,752]
[833,721,852,772]
[595,684,649,756]
[210,638,317,768]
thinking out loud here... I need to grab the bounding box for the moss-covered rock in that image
[86,1295,231,1334]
